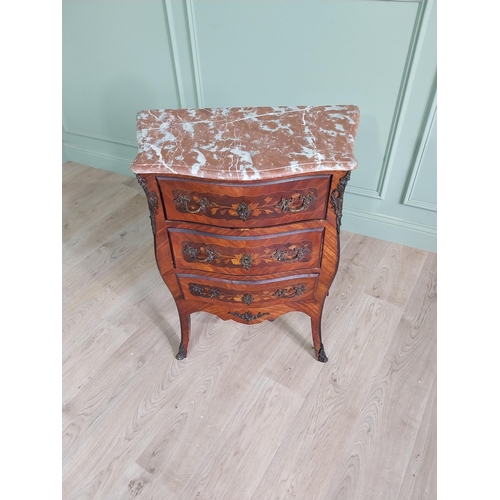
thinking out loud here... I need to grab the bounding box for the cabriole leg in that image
[311,314,328,363]
[176,313,191,360]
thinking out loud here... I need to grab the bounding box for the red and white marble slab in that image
[131,105,360,180]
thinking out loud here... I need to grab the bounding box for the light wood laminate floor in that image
[62,162,437,500]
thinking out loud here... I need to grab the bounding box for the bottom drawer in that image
[177,273,318,306]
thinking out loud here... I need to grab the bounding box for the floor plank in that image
[62,317,133,403]
[178,375,304,500]
[364,242,428,308]
[133,319,287,499]
[62,192,146,273]
[323,253,437,500]
[251,294,404,500]
[62,163,117,213]
[62,236,156,351]
[397,374,437,500]
[63,182,139,243]
[112,462,162,500]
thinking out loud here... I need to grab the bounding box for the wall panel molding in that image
[376,0,433,200]
[185,0,204,107]
[163,0,187,108]
[346,185,383,199]
[402,79,437,211]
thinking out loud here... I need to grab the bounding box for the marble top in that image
[131,105,360,180]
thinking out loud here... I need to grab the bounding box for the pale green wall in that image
[62,0,437,252]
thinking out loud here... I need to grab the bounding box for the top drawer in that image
[156,175,330,228]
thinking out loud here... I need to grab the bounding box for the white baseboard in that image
[342,207,436,252]
[63,142,135,177]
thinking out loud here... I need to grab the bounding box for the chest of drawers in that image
[131,105,360,362]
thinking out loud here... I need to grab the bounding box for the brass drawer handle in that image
[188,283,221,299]
[183,243,219,263]
[174,195,213,214]
[271,245,311,263]
[228,311,270,322]
[275,193,317,213]
[274,283,307,299]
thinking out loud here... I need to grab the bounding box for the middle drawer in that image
[168,226,324,275]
